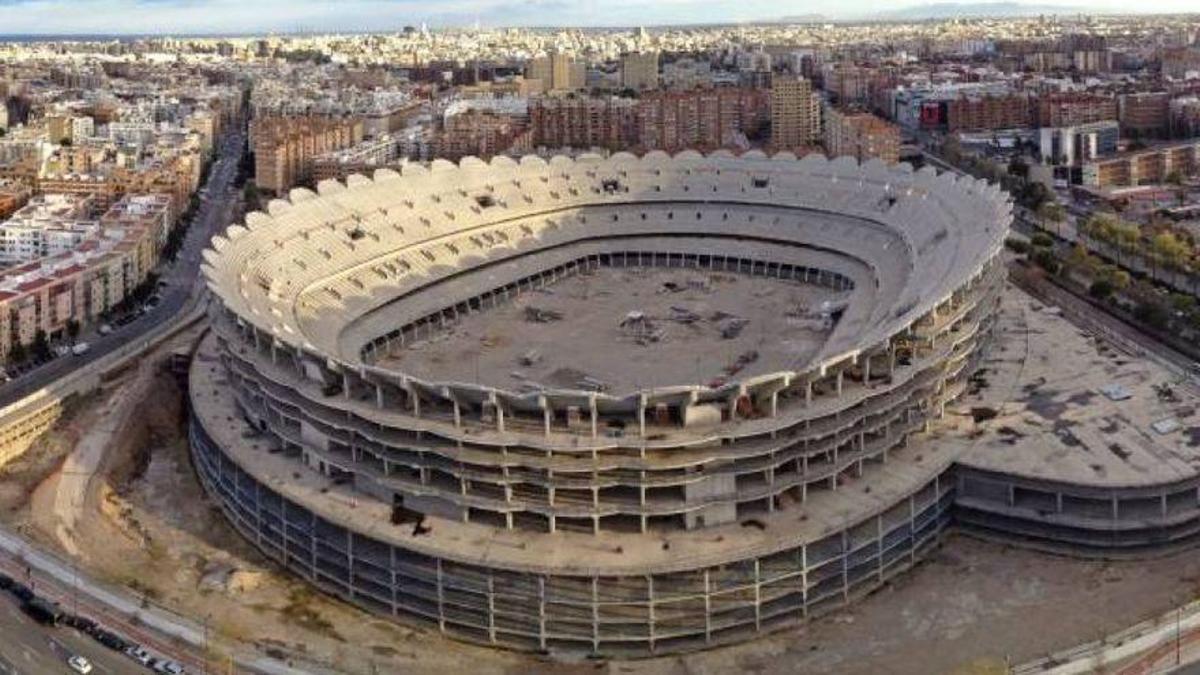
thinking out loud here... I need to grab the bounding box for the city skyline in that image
[0,0,1198,35]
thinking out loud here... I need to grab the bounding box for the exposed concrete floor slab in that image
[381,267,846,394]
[959,288,1200,488]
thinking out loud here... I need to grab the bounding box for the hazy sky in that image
[0,0,1196,35]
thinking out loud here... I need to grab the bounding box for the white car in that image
[126,646,154,665]
[154,660,185,674]
[68,655,93,674]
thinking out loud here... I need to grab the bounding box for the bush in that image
[1031,248,1062,275]
[1005,237,1030,254]
[1089,279,1115,299]
[1134,301,1169,329]
[1031,232,1055,248]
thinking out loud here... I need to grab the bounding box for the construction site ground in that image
[383,266,843,394]
[5,286,1200,673]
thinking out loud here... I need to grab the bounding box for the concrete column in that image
[375,384,384,409]
[836,369,843,397]
[538,576,548,650]
[407,384,420,417]
[703,569,712,643]
[589,394,598,439]
[805,380,813,406]
[435,558,446,630]
[638,396,647,437]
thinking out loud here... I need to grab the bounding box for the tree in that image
[1037,202,1067,237]
[10,341,26,363]
[66,320,80,341]
[1032,248,1062,275]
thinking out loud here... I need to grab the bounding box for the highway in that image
[0,129,244,408]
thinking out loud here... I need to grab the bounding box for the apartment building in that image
[251,115,364,194]
[945,93,1034,132]
[637,88,769,152]
[1082,140,1200,188]
[0,194,98,264]
[1118,92,1170,139]
[0,181,31,219]
[312,135,401,182]
[1038,92,1118,128]
[823,107,901,164]
[1169,97,1200,138]
[771,77,821,150]
[621,52,659,91]
[525,52,586,93]
[528,96,638,151]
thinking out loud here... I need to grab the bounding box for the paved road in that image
[0,130,244,408]
[0,587,131,675]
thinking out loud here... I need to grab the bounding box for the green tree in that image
[1038,202,1067,237]
[66,319,80,341]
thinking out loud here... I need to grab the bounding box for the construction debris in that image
[524,306,563,322]
[669,306,702,324]
[720,318,749,339]
[724,350,760,376]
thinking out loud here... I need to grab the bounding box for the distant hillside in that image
[870,2,1080,20]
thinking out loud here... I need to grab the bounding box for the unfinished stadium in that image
[190,150,1014,657]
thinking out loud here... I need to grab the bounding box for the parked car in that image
[9,582,34,602]
[62,614,97,632]
[67,655,94,674]
[21,596,62,625]
[72,342,90,356]
[154,660,185,674]
[94,629,131,651]
[98,324,113,336]
[126,645,154,666]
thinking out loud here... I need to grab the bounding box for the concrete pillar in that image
[836,369,843,397]
[408,385,420,418]
[538,576,548,650]
[375,384,384,409]
[637,396,648,437]
[589,394,598,439]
